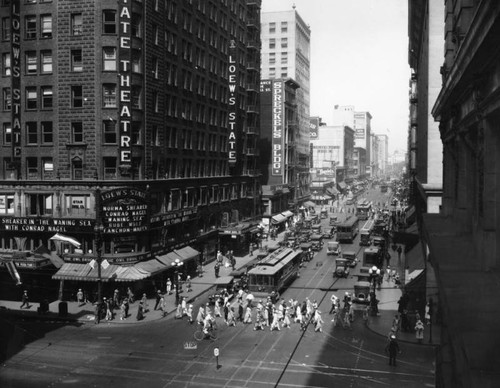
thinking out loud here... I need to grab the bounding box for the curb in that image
[364,318,438,347]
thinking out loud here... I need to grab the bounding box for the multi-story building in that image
[417,1,500,387]
[310,125,355,183]
[258,78,299,229]
[375,134,388,177]
[332,105,371,178]
[260,8,311,204]
[0,0,262,300]
[352,147,366,179]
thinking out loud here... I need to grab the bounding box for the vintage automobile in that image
[327,241,341,255]
[320,208,328,219]
[352,281,371,305]
[322,227,335,240]
[208,276,236,304]
[334,258,350,278]
[310,234,323,251]
[342,250,358,267]
[311,224,322,235]
[329,216,338,226]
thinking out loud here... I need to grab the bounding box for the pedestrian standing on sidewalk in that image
[214,262,220,278]
[238,301,244,321]
[123,297,129,318]
[227,306,236,326]
[154,290,162,310]
[415,319,425,344]
[166,279,172,295]
[159,294,166,317]
[186,275,192,292]
[141,293,149,312]
[120,299,127,320]
[20,290,30,309]
[136,301,144,320]
[113,289,120,309]
[385,335,401,366]
[77,289,85,306]
[214,298,222,317]
[105,297,113,321]
[127,287,135,303]
[270,308,281,331]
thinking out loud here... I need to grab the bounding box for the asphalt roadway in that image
[0,189,437,387]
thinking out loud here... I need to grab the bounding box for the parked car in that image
[352,281,371,304]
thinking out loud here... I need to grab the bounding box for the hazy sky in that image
[261,0,410,153]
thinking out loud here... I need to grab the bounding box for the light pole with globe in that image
[368,265,381,295]
[171,258,183,305]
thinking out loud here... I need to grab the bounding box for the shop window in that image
[65,194,90,215]
[0,194,14,214]
[27,193,53,216]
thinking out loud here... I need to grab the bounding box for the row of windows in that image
[0,121,232,153]
[1,14,52,41]
[268,22,288,34]
[269,38,288,49]
[1,86,53,111]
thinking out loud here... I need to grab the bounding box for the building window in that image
[131,122,141,144]
[25,51,37,74]
[131,13,142,38]
[103,84,116,108]
[152,125,159,146]
[269,22,276,33]
[102,47,116,71]
[3,123,11,144]
[25,15,36,39]
[153,92,159,113]
[71,122,83,143]
[153,24,159,45]
[269,38,275,49]
[103,10,116,34]
[0,194,14,214]
[103,120,116,144]
[41,121,53,144]
[131,86,142,109]
[2,52,10,76]
[42,158,53,180]
[65,194,90,215]
[71,86,83,108]
[71,13,83,36]
[26,122,37,144]
[281,37,288,48]
[41,86,52,109]
[103,157,117,179]
[281,21,288,33]
[27,193,53,216]
[1,17,10,41]
[26,157,38,179]
[2,88,10,110]
[41,50,52,73]
[131,49,142,73]
[152,56,159,78]
[71,49,82,72]
[40,14,52,38]
[26,87,37,110]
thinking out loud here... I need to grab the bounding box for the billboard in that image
[309,117,319,139]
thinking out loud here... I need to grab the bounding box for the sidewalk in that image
[0,233,285,325]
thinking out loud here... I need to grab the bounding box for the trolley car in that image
[247,247,304,295]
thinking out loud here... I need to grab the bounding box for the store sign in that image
[11,0,21,161]
[227,40,238,166]
[309,118,319,139]
[100,188,148,234]
[272,81,284,176]
[118,0,132,174]
[0,217,93,233]
[150,208,197,227]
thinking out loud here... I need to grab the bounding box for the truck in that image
[363,246,382,267]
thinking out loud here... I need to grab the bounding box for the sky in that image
[261,0,410,153]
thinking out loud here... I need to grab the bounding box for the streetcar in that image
[246,247,304,295]
[360,219,375,246]
[336,215,359,243]
[355,199,372,220]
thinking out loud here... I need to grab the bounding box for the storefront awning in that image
[303,201,316,208]
[281,210,294,218]
[327,187,339,196]
[174,246,199,263]
[52,259,169,282]
[311,194,331,200]
[156,251,180,266]
[337,181,347,190]
[271,214,287,224]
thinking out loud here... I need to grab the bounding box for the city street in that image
[0,188,436,388]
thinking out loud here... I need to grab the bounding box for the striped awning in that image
[281,210,294,218]
[271,214,287,224]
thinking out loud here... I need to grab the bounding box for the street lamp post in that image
[368,265,381,295]
[94,223,104,323]
[171,258,183,306]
